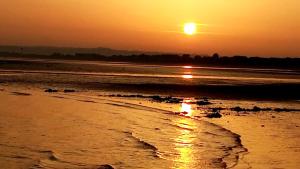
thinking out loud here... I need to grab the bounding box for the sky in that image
[0,0,299,57]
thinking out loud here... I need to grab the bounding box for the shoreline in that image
[207,112,300,169]
[0,85,299,168]
[1,81,300,101]
[0,86,247,168]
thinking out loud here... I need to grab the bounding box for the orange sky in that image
[0,0,299,57]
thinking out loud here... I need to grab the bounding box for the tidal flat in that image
[0,59,299,168]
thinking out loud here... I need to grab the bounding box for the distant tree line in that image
[0,52,299,69]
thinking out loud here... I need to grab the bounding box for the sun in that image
[184,23,197,35]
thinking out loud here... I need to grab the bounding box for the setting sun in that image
[184,23,197,35]
[0,1,300,169]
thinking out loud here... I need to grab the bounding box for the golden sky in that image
[0,0,299,57]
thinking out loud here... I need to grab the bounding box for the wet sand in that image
[0,85,299,168]
[208,111,300,169]
[0,86,244,169]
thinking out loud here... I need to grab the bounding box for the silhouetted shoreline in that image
[0,50,299,70]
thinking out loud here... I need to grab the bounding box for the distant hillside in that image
[0,46,161,56]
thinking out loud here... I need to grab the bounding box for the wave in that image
[111,100,249,168]
[206,123,249,169]
[124,131,160,158]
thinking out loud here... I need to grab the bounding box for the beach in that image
[0,59,299,169]
[0,84,299,169]
[208,108,300,169]
[2,1,300,168]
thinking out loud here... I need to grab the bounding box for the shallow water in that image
[1,58,300,85]
[0,59,299,168]
[0,90,251,169]
[1,88,299,169]
[0,59,299,100]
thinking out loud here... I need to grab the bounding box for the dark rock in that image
[203,97,209,101]
[181,111,188,115]
[231,106,244,112]
[150,95,163,102]
[44,89,58,93]
[63,89,76,93]
[105,94,183,103]
[264,108,272,111]
[274,108,283,112]
[231,106,272,112]
[252,106,262,112]
[196,97,212,105]
[196,100,212,106]
[97,164,114,169]
[165,97,182,103]
[150,96,182,103]
[174,111,189,116]
[206,109,222,118]
[252,106,272,112]
[274,108,299,112]
[11,92,31,96]
[174,112,181,115]
[209,107,225,111]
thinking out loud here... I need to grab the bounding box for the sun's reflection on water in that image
[183,66,193,69]
[179,99,193,117]
[173,119,196,169]
[182,65,193,79]
[173,99,196,169]
[182,75,193,79]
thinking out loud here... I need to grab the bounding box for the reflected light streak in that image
[179,99,193,117]
[182,75,193,79]
[183,66,193,69]
[173,118,196,169]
